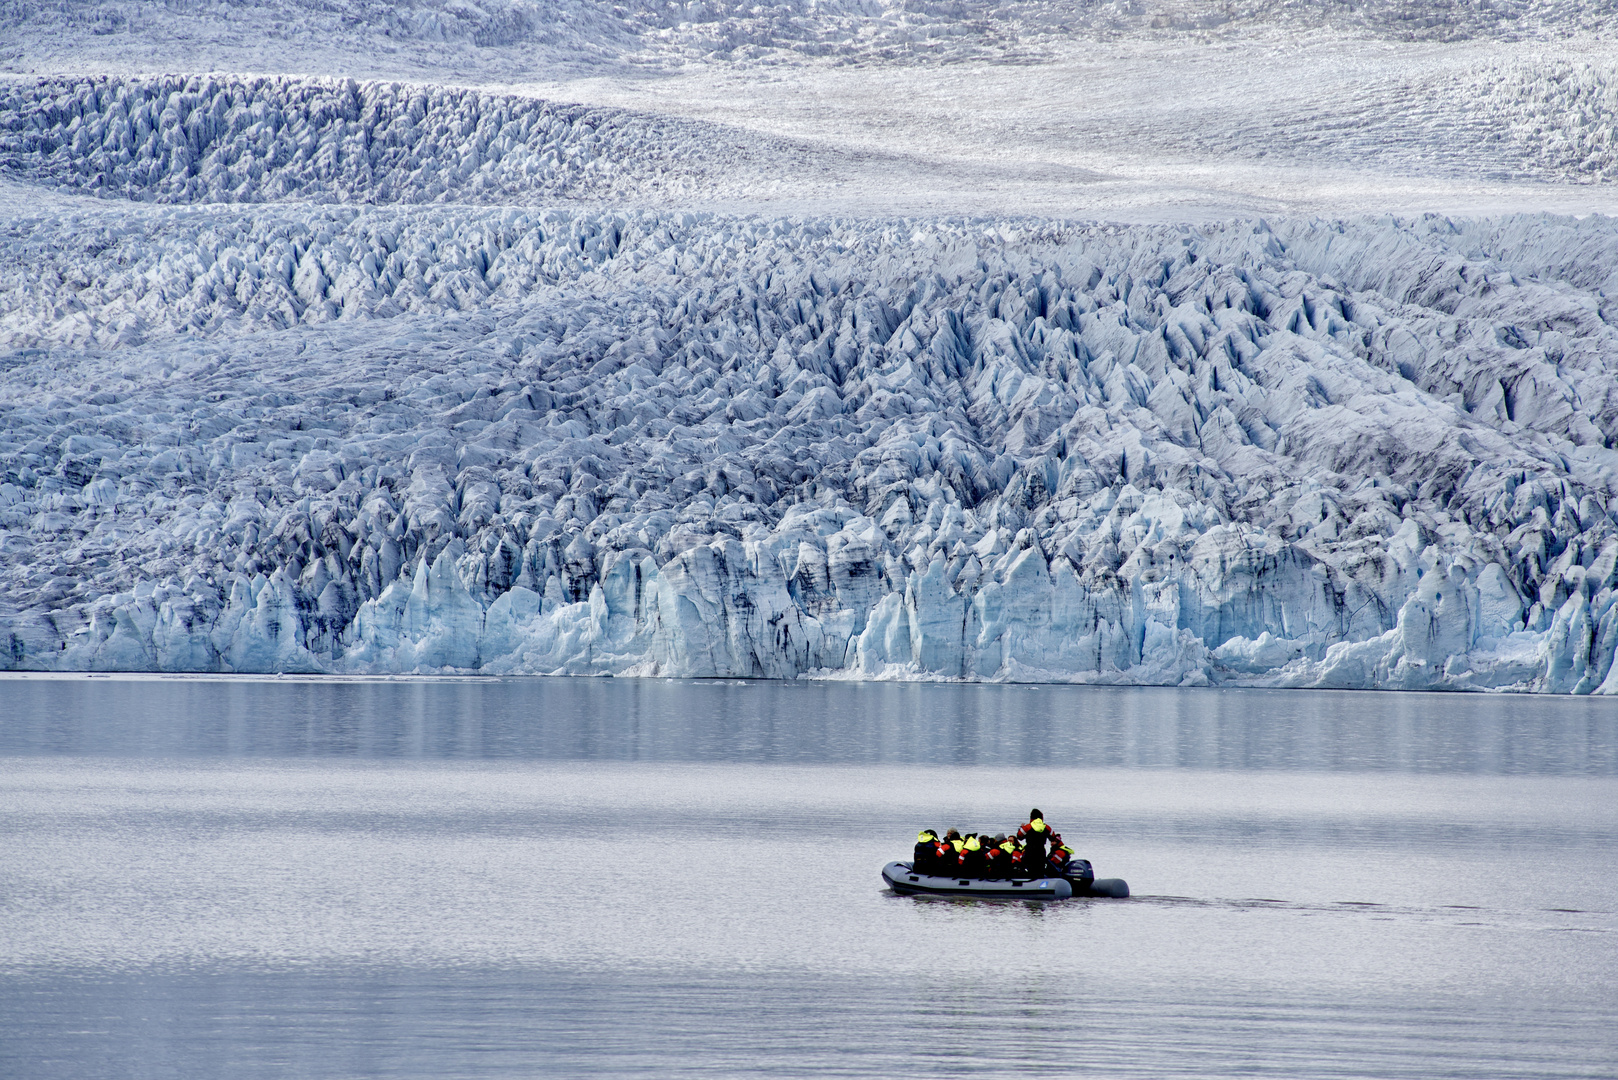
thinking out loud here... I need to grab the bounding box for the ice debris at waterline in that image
[4,205,1618,693]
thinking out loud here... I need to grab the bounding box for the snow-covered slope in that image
[4,185,1618,691]
[9,4,1618,218]
[7,0,1616,78]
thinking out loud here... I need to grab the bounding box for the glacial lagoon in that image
[2,677,1616,1079]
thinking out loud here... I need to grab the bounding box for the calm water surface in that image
[2,677,1615,1078]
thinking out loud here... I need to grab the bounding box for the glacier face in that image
[5,145,1618,692]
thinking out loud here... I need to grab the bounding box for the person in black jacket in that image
[958,834,988,877]
[983,834,1010,878]
[913,830,940,873]
[1017,809,1053,877]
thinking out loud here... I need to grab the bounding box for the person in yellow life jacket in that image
[997,835,1020,877]
[1048,842,1074,875]
[944,829,964,861]
[1017,809,1053,876]
[958,833,987,877]
[914,830,940,873]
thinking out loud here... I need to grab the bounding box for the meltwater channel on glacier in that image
[2,676,1616,1080]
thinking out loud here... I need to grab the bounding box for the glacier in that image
[0,75,845,208]
[4,70,1618,695]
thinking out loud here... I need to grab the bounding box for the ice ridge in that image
[4,204,1618,693]
[0,75,821,207]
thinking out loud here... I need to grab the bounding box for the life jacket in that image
[983,846,1006,877]
[914,831,939,871]
[1019,817,1049,840]
[959,835,987,876]
[1049,844,1073,871]
[1019,818,1051,865]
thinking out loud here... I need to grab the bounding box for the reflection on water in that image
[2,676,1615,773]
[7,966,1612,1080]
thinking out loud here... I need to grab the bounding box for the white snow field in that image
[2,4,1618,690]
[8,1,1618,216]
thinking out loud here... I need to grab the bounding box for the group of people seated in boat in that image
[913,809,1072,879]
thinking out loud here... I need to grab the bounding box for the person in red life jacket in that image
[958,834,988,877]
[1018,809,1053,876]
[1048,842,1074,875]
[994,835,1018,876]
[913,829,940,873]
[1045,831,1066,869]
[997,835,1020,875]
[983,834,1010,878]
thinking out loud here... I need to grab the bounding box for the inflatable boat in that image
[881,859,1129,900]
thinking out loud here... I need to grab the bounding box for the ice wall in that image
[5,191,1618,691]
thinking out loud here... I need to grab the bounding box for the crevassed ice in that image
[0,75,821,207]
[5,186,1618,693]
